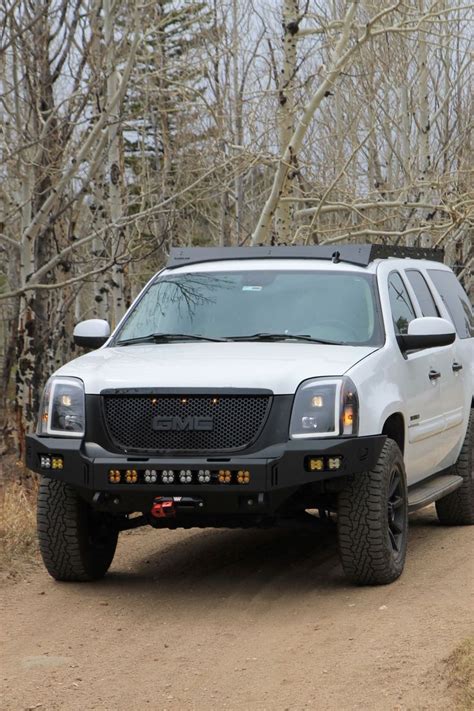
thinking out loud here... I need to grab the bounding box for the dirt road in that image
[1,506,473,711]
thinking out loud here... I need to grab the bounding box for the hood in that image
[56,342,377,395]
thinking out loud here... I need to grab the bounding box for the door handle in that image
[452,362,463,372]
[429,369,441,381]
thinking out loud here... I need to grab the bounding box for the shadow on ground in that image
[83,506,452,602]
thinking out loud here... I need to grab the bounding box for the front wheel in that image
[337,439,408,585]
[37,477,118,581]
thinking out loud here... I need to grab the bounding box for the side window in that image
[405,270,440,317]
[428,269,473,339]
[388,272,416,335]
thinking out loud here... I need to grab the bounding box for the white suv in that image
[27,245,473,585]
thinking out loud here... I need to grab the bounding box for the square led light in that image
[218,470,232,484]
[179,469,192,484]
[125,469,138,483]
[328,457,342,471]
[108,469,121,483]
[144,469,157,483]
[51,456,64,470]
[198,469,211,483]
[237,470,250,484]
[308,457,324,472]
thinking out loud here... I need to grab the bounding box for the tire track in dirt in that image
[1,506,473,711]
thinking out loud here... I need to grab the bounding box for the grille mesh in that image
[103,394,271,452]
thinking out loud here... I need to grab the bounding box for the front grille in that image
[102,393,271,452]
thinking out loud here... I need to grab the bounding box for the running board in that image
[408,474,463,513]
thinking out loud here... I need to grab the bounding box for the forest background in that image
[0,0,472,458]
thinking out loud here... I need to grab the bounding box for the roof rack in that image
[167,244,445,269]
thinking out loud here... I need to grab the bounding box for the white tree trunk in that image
[417,1,432,248]
[232,0,244,244]
[104,0,126,327]
[251,2,357,245]
[274,0,299,242]
[16,169,35,444]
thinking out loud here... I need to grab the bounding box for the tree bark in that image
[274,0,299,243]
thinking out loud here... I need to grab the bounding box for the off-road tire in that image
[37,477,118,581]
[436,410,473,525]
[337,439,408,585]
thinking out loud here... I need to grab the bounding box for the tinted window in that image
[406,270,440,317]
[115,270,384,346]
[388,272,416,335]
[428,269,473,339]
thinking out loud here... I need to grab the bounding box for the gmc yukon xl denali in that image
[26,244,474,585]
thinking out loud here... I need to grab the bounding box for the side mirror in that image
[73,319,110,349]
[397,317,456,352]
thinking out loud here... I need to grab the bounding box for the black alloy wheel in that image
[387,467,406,555]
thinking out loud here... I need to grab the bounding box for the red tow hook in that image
[151,497,176,519]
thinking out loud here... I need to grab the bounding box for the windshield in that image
[114,269,383,346]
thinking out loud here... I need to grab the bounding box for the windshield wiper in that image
[116,332,345,346]
[225,332,345,345]
[116,333,226,346]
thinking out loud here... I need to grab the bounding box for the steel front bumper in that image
[25,434,386,516]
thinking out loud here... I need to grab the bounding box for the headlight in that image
[37,377,85,437]
[289,377,358,439]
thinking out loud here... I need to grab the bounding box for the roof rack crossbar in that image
[167,244,445,269]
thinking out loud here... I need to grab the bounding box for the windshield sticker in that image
[242,286,263,291]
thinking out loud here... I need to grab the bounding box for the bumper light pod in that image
[144,469,157,483]
[161,470,175,483]
[328,457,342,470]
[308,457,324,472]
[198,469,211,483]
[41,454,63,470]
[218,470,232,484]
[179,469,193,484]
[125,469,138,484]
[237,470,250,484]
[108,469,121,483]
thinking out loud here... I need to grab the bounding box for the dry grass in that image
[445,638,474,710]
[0,478,39,576]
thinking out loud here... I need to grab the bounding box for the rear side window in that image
[388,272,416,335]
[405,270,440,317]
[428,269,473,339]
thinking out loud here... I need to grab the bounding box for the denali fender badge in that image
[152,415,214,431]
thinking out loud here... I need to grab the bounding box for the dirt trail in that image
[1,506,473,711]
